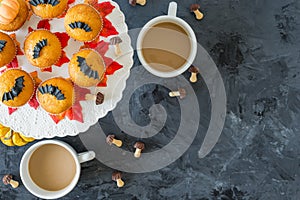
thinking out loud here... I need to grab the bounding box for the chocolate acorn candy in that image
[188,65,199,83]
[112,171,125,188]
[134,142,145,158]
[110,36,122,56]
[169,88,186,99]
[85,92,104,105]
[190,4,204,20]
[2,174,19,188]
[106,134,122,147]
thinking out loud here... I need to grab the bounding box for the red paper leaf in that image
[37,19,51,30]
[54,32,70,49]
[96,2,115,18]
[83,37,100,49]
[94,40,109,56]
[105,61,123,75]
[8,107,18,115]
[100,18,118,37]
[74,84,90,102]
[41,67,52,72]
[66,102,83,123]
[6,57,19,69]
[28,27,34,33]
[28,95,39,110]
[97,75,107,87]
[50,112,66,124]
[55,51,69,67]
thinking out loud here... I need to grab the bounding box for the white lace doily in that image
[0,0,133,139]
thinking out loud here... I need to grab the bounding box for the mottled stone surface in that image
[1,0,300,199]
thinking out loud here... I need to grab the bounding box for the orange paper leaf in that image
[97,74,108,87]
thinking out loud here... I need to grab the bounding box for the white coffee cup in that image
[20,140,95,199]
[137,2,197,78]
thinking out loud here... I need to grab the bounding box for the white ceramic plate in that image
[0,0,134,139]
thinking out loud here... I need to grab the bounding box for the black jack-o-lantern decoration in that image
[2,76,25,102]
[38,84,66,100]
[29,0,60,7]
[33,39,47,59]
[0,40,7,52]
[69,21,92,32]
[77,56,100,80]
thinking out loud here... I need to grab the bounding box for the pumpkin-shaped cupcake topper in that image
[33,39,47,59]
[77,56,100,80]
[0,0,20,25]
[38,84,66,100]
[0,40,7,52]
[2,76,24,102]
[29,0,60,7]
[69,21,92,32]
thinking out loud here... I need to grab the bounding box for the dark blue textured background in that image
[1,0,300,199]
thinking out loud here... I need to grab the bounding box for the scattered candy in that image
[106,134,123,147]
[85,92,104,105]
[112,171,125,188]
[188,65,199,83]
[169,88,186,99]
[129,0,146,6]
[2,174,19,188]
[190,4,204,20]
[134,142,145,158]
[110,36,122,56]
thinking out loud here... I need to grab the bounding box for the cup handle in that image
[77,151,95,164]
[168,2,177,17]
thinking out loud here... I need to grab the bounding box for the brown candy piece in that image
[85,92,104,105]
[96,92,104,105]
[2,174,19,188]
[110,36,123,56]
[106,134,122,147]
[190,4,204,20]
[112,171,125,187]
[129,0,146,6]
[134,142,145,158]
[169,88,186,99]
[188,66,199,83]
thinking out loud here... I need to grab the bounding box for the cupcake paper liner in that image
[24,29,63,69]
[0,68,35,108]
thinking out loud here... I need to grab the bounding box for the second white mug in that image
[137,2,197,78]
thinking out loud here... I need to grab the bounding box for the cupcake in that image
[0,0,29,32]
[64,4,103,42]
[37,77,74,115]
[0,32,16,67]
[0,69,34,107]
[24,30,62,69]
[29,0,68,19]
[69,49,105,87]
